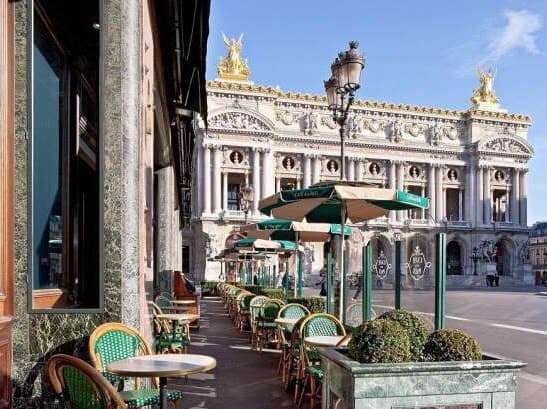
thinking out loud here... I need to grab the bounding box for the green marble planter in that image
[317,347,525,409]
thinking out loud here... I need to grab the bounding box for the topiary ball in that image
[378,310,430,361]
[348,319,411,364]
[423,329,482,362]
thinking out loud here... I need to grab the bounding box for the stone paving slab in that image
[168,298,296,409]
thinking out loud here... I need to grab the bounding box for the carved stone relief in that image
[209,111,270,130]
[275,109,299,126]
[321,115,338,130]
[430,123,442,145]
[390,120,403,143]
[484,137,529,154]
[404,123,426,138]
[302,111,320,135]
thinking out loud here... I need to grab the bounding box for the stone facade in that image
[189,76,534,286]
[529,222,547,284]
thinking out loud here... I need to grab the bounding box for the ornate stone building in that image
[529,222,547,284]
[188,36,534,286]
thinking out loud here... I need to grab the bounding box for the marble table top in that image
[304,335,346,347]
[155,313,199,322]
[106,354,216,378]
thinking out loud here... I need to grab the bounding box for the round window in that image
[282,156,295,170]
[409,165,421,178]
[230,150,243,164]
[447,168,458,181]
[368,162,380,176]
[327,160,339,173]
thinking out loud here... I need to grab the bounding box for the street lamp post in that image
[471,246,480,276]
[239,184,254,225]
[324,42,365,322]
[324,41,365,181]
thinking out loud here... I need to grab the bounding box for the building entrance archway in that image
[447,241,463,275]
[495,240,511,276]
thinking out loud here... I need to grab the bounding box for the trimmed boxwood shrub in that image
[348,319,411,364]
[260,288,285,301]
[237,285,261,294]
[201,281,221,296]
[423,329,482,362]
[287,297,325,313]
[378,310,429,361]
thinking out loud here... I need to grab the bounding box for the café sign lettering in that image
[373,250,391,280]
[406,246,431,280]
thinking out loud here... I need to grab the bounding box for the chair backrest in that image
[300,313,346,339]
[346,303,376,328]
[260,299,282,321]
[249,296,269,324]
[89,322,154,384]
[154,295,172,309]
[148,301,163,315]
[48,354,127,409]
[278,303,310,320]
[346,303,362,328]
[159,291,173,300]
[240,293,254,310]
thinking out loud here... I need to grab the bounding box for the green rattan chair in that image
[297,313,346,409]
[48,354,127,409]
[249,295,270,350]
[276,303,310,381]
[345,302,376,328]
[89,322,183,409]
[238,293,254,331]
[256,299,283,352]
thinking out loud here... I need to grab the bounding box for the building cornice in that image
[207,80,532,125]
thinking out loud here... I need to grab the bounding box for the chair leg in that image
[309,377,316,409]
[298,373,309,408]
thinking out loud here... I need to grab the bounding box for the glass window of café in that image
[31,0,101,310]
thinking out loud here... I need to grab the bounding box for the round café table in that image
[274,317,300,326]
[304,335,346,347]
[156,313,199,323]
[170,299,197,305]
[106,354,216,409]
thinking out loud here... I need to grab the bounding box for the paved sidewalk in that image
[169,298,296,409]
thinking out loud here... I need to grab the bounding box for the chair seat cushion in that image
[307,365,324,379]
[120,388,184,408]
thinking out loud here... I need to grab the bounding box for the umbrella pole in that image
[294,232,300,298]
[339,205,347,324]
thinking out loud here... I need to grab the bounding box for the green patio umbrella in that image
[231,237,298,252]
[258,181,429,322]
[241,218,353,297]
[240,218,352,242]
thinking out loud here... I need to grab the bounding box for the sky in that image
[206,1,547,224]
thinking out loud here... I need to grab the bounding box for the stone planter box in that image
[317,347,525,409]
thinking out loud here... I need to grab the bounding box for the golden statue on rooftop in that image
[217,33,250,81]
[471,67,501,110]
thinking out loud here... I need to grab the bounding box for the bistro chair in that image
[276,303,310,382]
[297,313,346,409]
[256,299,284,352]
[238,293,255,331]
[88,322,183,408]
[249,295,270,350]
[48,354,128,409]
[345,302,376,329]
[148,301,192,344]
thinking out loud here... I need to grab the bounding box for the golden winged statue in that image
[471,67,500,109]
[217,33,251,81]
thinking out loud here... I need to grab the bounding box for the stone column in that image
[313,156,322,184]
[428,164,436,222]
[357,159,364,182]
[296,177,301,189]
[435,165,443,221]
[203,144,211,214]
[464,164,474,222]
[476,165,484,225]
[196,143,203,215]
[512,168,520,224]
[222,171,228,211]
[275,176,281,192]
[244,171,249,186]
[484,166,491,224]
[304,155,312,188]
[520,169,528,226]
[389,160,397,223]
[396,162,405,222]
[458,189,463,221]
[261,148,272,198]
[347,157,355,181]
[252,148,261,214]
[212,147,222,215]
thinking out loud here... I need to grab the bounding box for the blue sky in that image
[206,1,547,224]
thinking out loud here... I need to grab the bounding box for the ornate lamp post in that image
[471,246,480,276]
[324,41,365,180]
[239,184,254,224]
